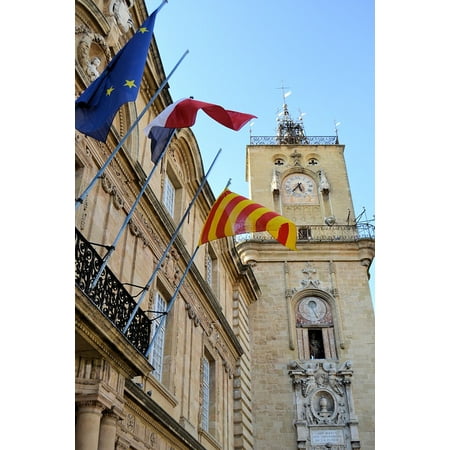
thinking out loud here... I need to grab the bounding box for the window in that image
[200,352,215,433]
[205,252,213,286]
[162,176,175,217]
[200,357,210,430]
[296,296,337,360]
[205,246,218,291]
[308,329,325,359]
[148,292,167,381]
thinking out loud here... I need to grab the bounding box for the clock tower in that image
[237,102,374,449]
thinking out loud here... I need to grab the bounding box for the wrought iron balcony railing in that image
[249,135,339,145]
[75,228,151,355]
[235,223,374,245]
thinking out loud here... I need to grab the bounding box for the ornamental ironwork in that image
[235,223,374,245]
[249,136,339,146]
[75,228,151,354]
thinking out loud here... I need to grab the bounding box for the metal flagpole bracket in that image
[143,310,168,322]
[87,241,114,251]
[122,282,149,298]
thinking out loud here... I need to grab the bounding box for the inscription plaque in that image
[310,429,344,445]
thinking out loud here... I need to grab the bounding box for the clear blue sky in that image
[147,0,375,287]
[148,0,374,227]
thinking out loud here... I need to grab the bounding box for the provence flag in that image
[198,190,298,250]
[75,1,166,142]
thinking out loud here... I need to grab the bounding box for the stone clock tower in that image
[237,102,375,449]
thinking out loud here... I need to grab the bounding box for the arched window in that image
[295,295,337,360]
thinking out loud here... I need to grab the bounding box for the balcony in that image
[249,135,339,145]
[235,223,374,245]
[75,228,151,355]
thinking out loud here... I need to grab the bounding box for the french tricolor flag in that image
[144,98,256,163]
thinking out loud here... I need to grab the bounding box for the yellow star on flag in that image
[106,86,115,96]
[123,80,137,88]
[138,26,150,34]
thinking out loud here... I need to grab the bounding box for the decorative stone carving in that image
[75,25,111,85]
[161,248,180,285]
[126,413,135,431]
[271,169,280,192]
[149,431,159,449]
[101,176,124,209]
[109,0,134,33]
[185,303,200,327]
[79,198,89,231]
[86,56,101,81]
[288,360,360,449]
[290,149,302,167]
[301,263,320,289]
[128,218,141,238]
[318,170,330,194]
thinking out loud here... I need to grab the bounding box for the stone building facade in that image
[237,108,375,449]
[75,1,374,449]
[75,1,259,449]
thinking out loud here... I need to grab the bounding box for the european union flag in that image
[75,2,166,142]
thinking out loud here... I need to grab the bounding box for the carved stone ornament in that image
[271,169,281,192]
[161,248,180,285]
[75,25,111,85]
[101,176,124,209]
[288,360,360,450]
[301,263,320,289]
[290,149,302,167]
[318,169,330,194]
[126,413,135,431]
[109,0,135,33]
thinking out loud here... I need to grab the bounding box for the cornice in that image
[76,0,111,35]
[125,379,208,450]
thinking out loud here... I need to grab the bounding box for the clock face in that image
[282,173,317,204]
[298,297,327,322]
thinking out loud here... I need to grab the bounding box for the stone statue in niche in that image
[76,26,111,83]
[271,169,280,192]
[309,333,324,359]
[86,56,101,81]
[318,397,330,417]
[318,169,330,193]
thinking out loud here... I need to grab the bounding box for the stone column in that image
[98,409,119,450]
[75,401,104,450]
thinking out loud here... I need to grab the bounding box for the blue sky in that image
[148,0,375,285]
[149,0,374,220]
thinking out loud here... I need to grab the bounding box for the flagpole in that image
[224,178,232,191]
[144,245,200,358]
[75,49,189,208]
[123,148,223,333]
[89,129,177,290]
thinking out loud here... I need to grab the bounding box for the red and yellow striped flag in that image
[198,190,297,250]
